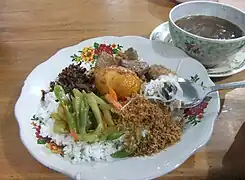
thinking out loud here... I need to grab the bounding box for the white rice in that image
[34,91,122,164]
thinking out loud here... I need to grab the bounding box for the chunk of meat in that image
[94,66,142,99]
[95,51,120,68]
[124,47,138,60]
[115,51,128,61]
[120,60,149,77]
[146,65,176,80]
[115,47,138,61]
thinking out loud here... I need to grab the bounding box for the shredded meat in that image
[114,95,183,156]
[57,62,95,93]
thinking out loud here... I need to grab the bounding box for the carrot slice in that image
[108,87,118,101]
[70,130,79,141]
[105,94,122,110]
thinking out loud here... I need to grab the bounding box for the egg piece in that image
[94,66,142,99]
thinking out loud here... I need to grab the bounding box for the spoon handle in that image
[209,81,245,92]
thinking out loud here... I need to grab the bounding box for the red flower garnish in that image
[97,44,113,55]
[185,109,193,116]
[94,49,99,55]
[99,44,106,48]
[197,114,203,119]
[105,46,113,54]
[35,132,41,138]
[200,102,208,108]
[195,108,204,114]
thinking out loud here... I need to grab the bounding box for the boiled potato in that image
[94,66,142,99]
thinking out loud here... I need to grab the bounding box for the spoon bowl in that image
[160,78,245,109]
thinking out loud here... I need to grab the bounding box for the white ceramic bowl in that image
[169,1,245,68]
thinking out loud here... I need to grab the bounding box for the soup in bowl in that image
[169,1,245,68]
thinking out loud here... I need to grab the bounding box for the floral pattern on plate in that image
[71,42,123,64]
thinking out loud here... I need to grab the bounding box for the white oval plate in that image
[150,22,245,78]
[15,36,220,180]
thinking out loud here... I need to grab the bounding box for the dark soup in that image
[175,15,244,40]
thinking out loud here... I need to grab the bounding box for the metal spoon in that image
[160,78,245,109]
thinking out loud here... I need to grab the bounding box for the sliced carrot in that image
[108,87,118,101]
[70,130,79,141]
[105,94,122,110]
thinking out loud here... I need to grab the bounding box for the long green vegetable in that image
[63,104,78,134]
[54,84,69,105]
[50,112,63,122]
[53,120,69,134]
[79,91,89,134]
[72,89,82,132]
[86,93,104,134]
[57,104,67,122]
[77,133,98,143]
[54,84,78,135]
[92,93,113,110]
[50,112,69,134]
[91,93,114,126]
[52,84,122,143]
[106,131,124,141]
[74,90,100,143]
[111,150,131,158]
[92,93,107,105]
[102,109,114,126]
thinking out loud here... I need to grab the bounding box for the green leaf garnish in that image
[111,150,131,158]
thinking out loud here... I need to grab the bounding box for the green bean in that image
[99,126,117,141]
[72,90,81,116]
[91,93,107,105]
[54,84,68,105]
[111,150,131,158]
[99,103,113,111]
[92,93,114,111]
[77,133,99,143]
[86,93,104,134]
[86,112,94,130]
[72,89,83,132]
[53,120,69,134]
[79,91,89,134]
[57,104,67,122]
[106,131,124,141]
[50,112,63,122]
[102,109,114,126]
[63,104,78,133]
[91,93,115,126]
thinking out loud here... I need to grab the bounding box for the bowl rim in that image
[169,0,245,43]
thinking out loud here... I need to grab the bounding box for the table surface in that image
[0,0,245,179]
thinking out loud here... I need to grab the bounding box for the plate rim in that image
[14,36,220,180]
